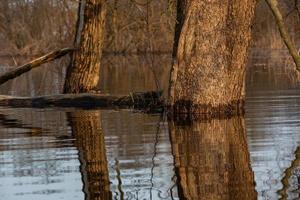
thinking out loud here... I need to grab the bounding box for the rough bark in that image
[68,111,112,200]
[64,0,107,93]
[266,0,300,71]
[0,91,163,110]
[0,48,74,86]
[168,1,257,116]
[169,117,257,200]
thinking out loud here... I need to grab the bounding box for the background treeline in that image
[0,0,300,96]
[1,0,300,57]
[0,0,76,56]
[0,0,175,57]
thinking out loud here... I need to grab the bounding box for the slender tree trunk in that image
[172,0,188,59]
[265,0,300,71]
[168,1,257,116]
[64,0,107,93]
[169,117,257,200]
[68,111,112,200]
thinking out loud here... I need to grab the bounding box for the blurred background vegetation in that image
[1,0,300,96]
[1,0,300,58]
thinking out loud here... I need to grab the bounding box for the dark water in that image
[0,53,300,199]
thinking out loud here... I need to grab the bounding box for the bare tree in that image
[265,0,300,70]
[168,1,257,116]
[63,0,107,93]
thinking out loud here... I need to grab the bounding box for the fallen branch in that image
[0,47,75,85]
[0,91,164,111]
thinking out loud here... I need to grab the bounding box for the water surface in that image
[0,53,300,199]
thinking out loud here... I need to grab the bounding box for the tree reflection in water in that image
[169,117,257,200]
[66,110,257,200]
[68,111,112,200]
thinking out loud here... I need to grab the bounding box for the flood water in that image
[0,52,300,200]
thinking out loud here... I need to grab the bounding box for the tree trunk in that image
[69,111,112,200]
[169,117,257,200]
[168,1,257,116]
[172,0,188,58]
[265,0,300,71]
[64,0,107,93]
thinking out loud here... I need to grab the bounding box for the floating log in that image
[0,91,164,111]
[0,47,75,85]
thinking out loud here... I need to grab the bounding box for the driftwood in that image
[0,47,75,85]
[0,91,164,111]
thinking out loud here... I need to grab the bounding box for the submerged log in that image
[0,47,75,85]
[0,91,163,111]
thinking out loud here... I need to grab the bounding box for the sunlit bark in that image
[169,1,257,116]
[64,0,107,93]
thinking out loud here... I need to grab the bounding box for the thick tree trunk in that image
[169,117,257,200]
[69,111,112,200]
[169,1,257,116]
[64,0,107,93]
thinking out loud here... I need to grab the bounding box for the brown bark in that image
[169,117,257,200]
[168,1,257,116]
[0,47,74,86]
[64,0,107,93]
[172,0,188,58]
[68,111,112,200]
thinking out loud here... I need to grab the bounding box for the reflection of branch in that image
[149,114,163,199]
[278,146,300,199]
[0,113,43,133]
[169,174,177,200]
[115,158,124,200]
